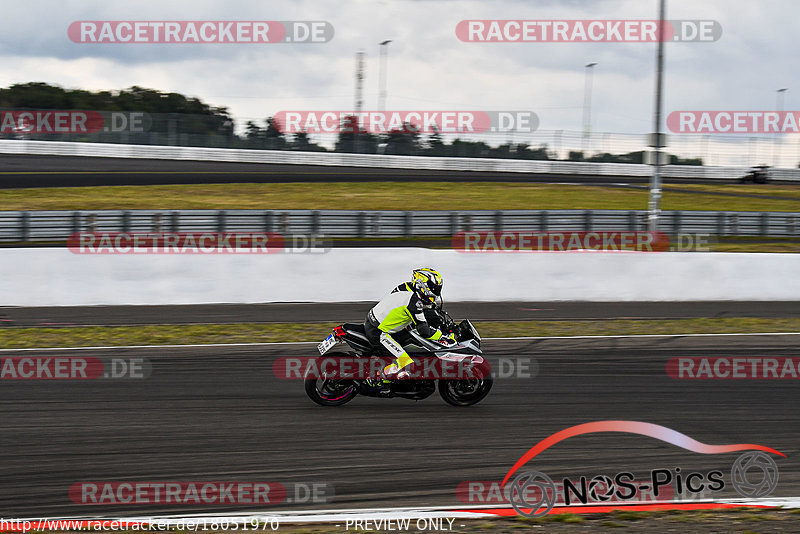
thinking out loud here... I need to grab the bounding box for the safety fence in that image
[1,209,799,242]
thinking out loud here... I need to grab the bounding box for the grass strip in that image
[1,317,799,349]
[2,182,800,212]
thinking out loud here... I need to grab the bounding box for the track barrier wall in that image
[2,140,800,180]
[0,248,798,306]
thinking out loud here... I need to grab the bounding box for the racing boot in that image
[365,363,409,393]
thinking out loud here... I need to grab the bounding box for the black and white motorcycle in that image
[305,308,492,407]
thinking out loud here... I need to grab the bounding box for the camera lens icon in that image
[731,451,779,498]
[588,474,615,501]
[508,470,557,518]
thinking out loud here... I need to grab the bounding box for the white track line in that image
[20,498,800,525]
[16,505,487,524]
[119,498,800,523]
[0,331,799,352]
[489,332,800,340]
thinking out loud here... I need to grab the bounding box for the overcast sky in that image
[0,0,796,137]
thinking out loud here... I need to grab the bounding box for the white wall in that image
[3,139,798,181]
[1,248,798,306]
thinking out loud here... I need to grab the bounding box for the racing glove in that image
[437,333,457,346]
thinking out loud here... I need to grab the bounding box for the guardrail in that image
[1,209,798,242]
[2,140,800,181]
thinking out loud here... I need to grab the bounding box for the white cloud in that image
[0,0,796,138]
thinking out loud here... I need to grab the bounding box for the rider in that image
[364,268,455,387]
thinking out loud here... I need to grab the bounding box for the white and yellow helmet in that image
[412,268,443,304]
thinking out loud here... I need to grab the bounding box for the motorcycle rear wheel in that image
[438,378,493,406]
[304,353,359,406]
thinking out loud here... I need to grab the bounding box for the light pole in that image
[582,62,597,155]
[774,88,788,168]
[354,51,365,153]
[378,40,392,111]
[648,0,667,232]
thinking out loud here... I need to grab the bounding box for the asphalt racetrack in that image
[2,301,799,327]
[0,154,740,187]
[1,324,798,518]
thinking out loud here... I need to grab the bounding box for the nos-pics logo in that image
[502,421,783,518]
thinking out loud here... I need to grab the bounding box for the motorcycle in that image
[305,307,492,407]
[740,165,770,184]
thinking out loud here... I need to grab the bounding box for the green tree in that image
[264,117,287,149]
[425,127,447,156]
[383,122,421,155]
[335,115,379,153]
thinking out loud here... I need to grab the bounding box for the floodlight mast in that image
[378,40,392,111]
[354,50,365,153]
[582,62,598,155]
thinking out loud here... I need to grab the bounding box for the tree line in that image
[0,83,702,164]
